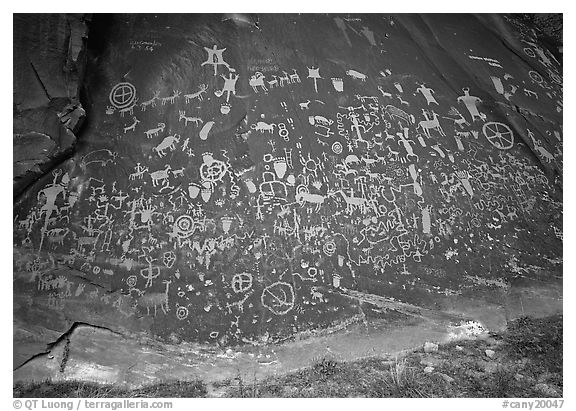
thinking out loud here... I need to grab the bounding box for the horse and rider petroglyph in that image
[417,110,446,138]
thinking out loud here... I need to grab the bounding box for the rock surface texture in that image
[13,14,89,197]
[13,14,562,386]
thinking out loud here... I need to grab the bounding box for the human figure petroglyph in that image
[140,256,161,288]
[214,71,239,102]
[416,83,438,105]
[457,88,486,122]
[37,171,68,220]
[201,45,230,76]
[129,163,148,180]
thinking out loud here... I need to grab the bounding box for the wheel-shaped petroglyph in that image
[261,281,295,315]
[109,82,137,109]
[232,272,253,293]
[482,122,514,150]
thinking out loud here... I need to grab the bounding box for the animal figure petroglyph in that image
[310,287,325,302]
[160,90,181,105]
[75,235,98,250]
[336,189,367,214]
[251,121,275,133]
[138,280,171,316]
[278,71,291,87]
[123,116,141,133]
[309,115,334,127]
[140,90,160,111]
[47,228,70,247]
[383,105,415,127]
[442,107,470,129]
[289,69,301,83]
[295,191,334,212]
[153,134,180,157]
[119,103,137,117]
[267,75,279,89]
[249,72,268,93]
[144,123,166,138]
[179,110,203,127]
[386,146,400,161]
[171,167,186,178]
[534,141,555,163]
[184,84,208,103]
[299,100,311,110]
[150,164,172,187]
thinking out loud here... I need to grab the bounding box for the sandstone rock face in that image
[13,14,562,384]
[13,14,89,197]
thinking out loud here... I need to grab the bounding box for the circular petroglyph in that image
[176,305,189,320]
[232,272,253,293]
[261,281,295,315]
[175,215,193,233]
[323,239,336,256]
[126,275,137,287]
[332,141,343,154]
[482,122,514,150]
[109,82,137,109]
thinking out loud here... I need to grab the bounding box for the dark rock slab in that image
[13,13,562,384]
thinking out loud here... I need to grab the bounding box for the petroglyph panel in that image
[14,14,562,348]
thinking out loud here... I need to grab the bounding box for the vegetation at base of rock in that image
[225,314,563,398]
[14,314,562,398]
[13,379,207,398]
[501,314,563,373]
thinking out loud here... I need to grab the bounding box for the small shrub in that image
[312,356,339,377]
